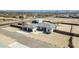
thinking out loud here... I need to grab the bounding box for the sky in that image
[1,10,79,13]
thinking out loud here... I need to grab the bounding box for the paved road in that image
[0,28,57,48]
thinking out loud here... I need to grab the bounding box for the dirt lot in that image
[0,34,16,45]
[0,26,70,48]
[0,17,79,48]
[56,24,71,32]
[72,37,79,48]
[29,32,70,48]
[2,27,19,32]
[16,30,70,48]
[72,25,79,34]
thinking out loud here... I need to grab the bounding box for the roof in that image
[38,23,56,29]
[23,22,56,30]
[24,23,38,29]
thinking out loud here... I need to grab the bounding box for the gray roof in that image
[38,23,56,30]
[24,23,38,29]
[23,22,56,30]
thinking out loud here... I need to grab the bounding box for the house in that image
[22,21,56,34]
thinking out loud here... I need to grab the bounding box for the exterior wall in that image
[37,26,43,31]
[27,28,32,32]
[43,28,51,34]
[50,28,54,32]
[23,27,33,32]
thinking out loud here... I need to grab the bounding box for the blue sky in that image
[2,10,78,12]
[17,10,69,12]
